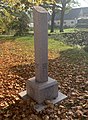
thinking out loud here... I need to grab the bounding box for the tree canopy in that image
[0,0,79,35]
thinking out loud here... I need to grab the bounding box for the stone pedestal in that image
[26,77,58,104]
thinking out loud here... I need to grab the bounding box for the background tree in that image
[0,0,79,35]
[50,4,56,32]
[10,11,30,36]
[0,0,56,35]
[42,0,79,33]
[50,2,62,33]
[0,0,31,35]
[0,0,15,34]
[59,0,79,32]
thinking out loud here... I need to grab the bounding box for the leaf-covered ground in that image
[0,36,88,120]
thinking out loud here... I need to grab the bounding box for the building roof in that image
[48,7,88,21]
[64,8,81,20]
[64,7,88,20]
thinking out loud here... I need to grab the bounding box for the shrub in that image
[83,45,88,52]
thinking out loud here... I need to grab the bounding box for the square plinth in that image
[26,77,58,104]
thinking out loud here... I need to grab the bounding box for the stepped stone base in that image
[19,77,67,111]
[19,90,67,112]
[26,77,58,104]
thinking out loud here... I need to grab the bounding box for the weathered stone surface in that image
[19,90,67,112]
[26,6,59,104]
[26,77,58,104]
[19,6,67,111]
[33,6,48,83]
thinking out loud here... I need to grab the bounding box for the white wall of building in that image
[48,19,77,27]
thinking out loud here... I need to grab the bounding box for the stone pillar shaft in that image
[33,6,48,83]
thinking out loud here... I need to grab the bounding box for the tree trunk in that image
[50,4,55,33]
[60,5,65,32]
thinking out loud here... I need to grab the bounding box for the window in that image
[71,21,74,24]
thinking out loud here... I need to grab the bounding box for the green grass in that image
[0,35,88,61]
[48,28,79,34]
[0,35,71,51]
[0,35,73,61]
[15,36,34,47]
[0,34,87,53]
[48,38,72,51]
[15,35,88,64]
[14,35,72,51]
[48,28,88,34]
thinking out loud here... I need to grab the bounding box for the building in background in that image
[48,7,88,28]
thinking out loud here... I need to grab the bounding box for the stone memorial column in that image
[33,6,48,83]
[26,6,58,104]
[19,6,67,110]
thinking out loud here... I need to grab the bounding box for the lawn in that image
[0,35,88,120]
[48,27,88,33]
